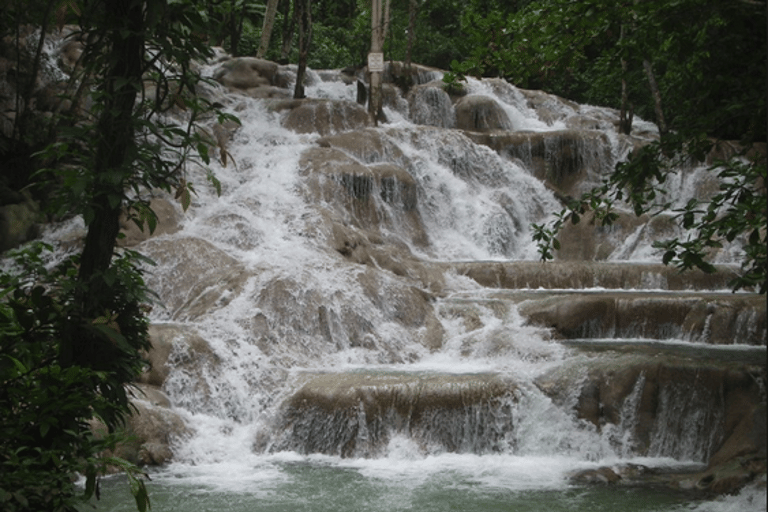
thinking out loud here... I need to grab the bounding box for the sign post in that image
[369,0,384,125]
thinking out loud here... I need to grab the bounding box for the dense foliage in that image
[1,0,234,510]
[1,243,152,512]
[450,0,766,292]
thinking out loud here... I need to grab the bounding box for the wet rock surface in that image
[267,371,517,458]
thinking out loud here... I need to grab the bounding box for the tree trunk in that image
[643,58,667,138]
[12,0,56,142]
[405,0,417,72]
[78,0,144,312]
[228,1,246,56]
[280,0,296,63]
[618,25,633,135]
[382,0,391,42]
[293,0,311,99]
[257,0,280,58]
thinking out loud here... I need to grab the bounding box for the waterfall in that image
[25,37,766,511]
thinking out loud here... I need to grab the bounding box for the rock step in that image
[444,290,766,345]
[264,371,517,458]
[441,261,744,291]
[536,348,766,477]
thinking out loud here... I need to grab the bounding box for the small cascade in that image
[266,371,517,458]
[407,85,456,128]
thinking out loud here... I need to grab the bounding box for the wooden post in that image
[369,0,383,125]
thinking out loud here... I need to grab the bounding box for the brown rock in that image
[279,99,372,136]
[214,57,279,90]
[407,83,455,128]
[141,323,218,388]
[455,95,512,132]
[118,195,182,247]
[139,237,252,320]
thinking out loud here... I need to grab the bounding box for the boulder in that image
[276,98,372,135]
[455,95,512,132]
[407,82,455,128]
[267,371,517,457]
[214,57,279,90]
[91,383,191,466]
[138,236,252,320]
[0,194,39,252]
[118,195,182,247]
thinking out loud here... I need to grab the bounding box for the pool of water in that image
[81,454,766,512]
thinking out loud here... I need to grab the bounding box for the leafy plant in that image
[1,1,240,511]
[0,243,152,512]
[441,64,467,95]
[450,0,765,292]
[535,138,767,293]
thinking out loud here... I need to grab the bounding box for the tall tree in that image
[405,0,417,72]
[293,0,312,98]
[280,0,296,62]
[257,0,280,58]
[1,0,235,509]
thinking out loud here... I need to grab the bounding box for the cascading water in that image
[27,39,765,511]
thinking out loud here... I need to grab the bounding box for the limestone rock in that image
[317,128,408,165]
[0,194,39,252]
[516,87,580,126]
[58,38,83,74]
[91,384,191,466]
[276,98,372,136]
[268,371,517,457]
[141,323,219,388]
[299,145,428,250]
[138,236,252,320]
[214,57,279,89]
[407,82,455,128]
[443,261,742,291]
[536,353,766,465]
[455,95,512,132]
[118,195,182,247]
[140,323,233,419]
[569,466,622,485]
[465,129,611,197]
[382,61,444,87]
[516,290,766,344]
[555,210,678,262]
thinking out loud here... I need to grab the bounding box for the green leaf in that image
[181,188,191,211]
[134,480,150,512]
[12,492,28,508]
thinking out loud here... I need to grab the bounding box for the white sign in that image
[368,53,384,73]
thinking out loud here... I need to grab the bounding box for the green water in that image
[84,461,702,512]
